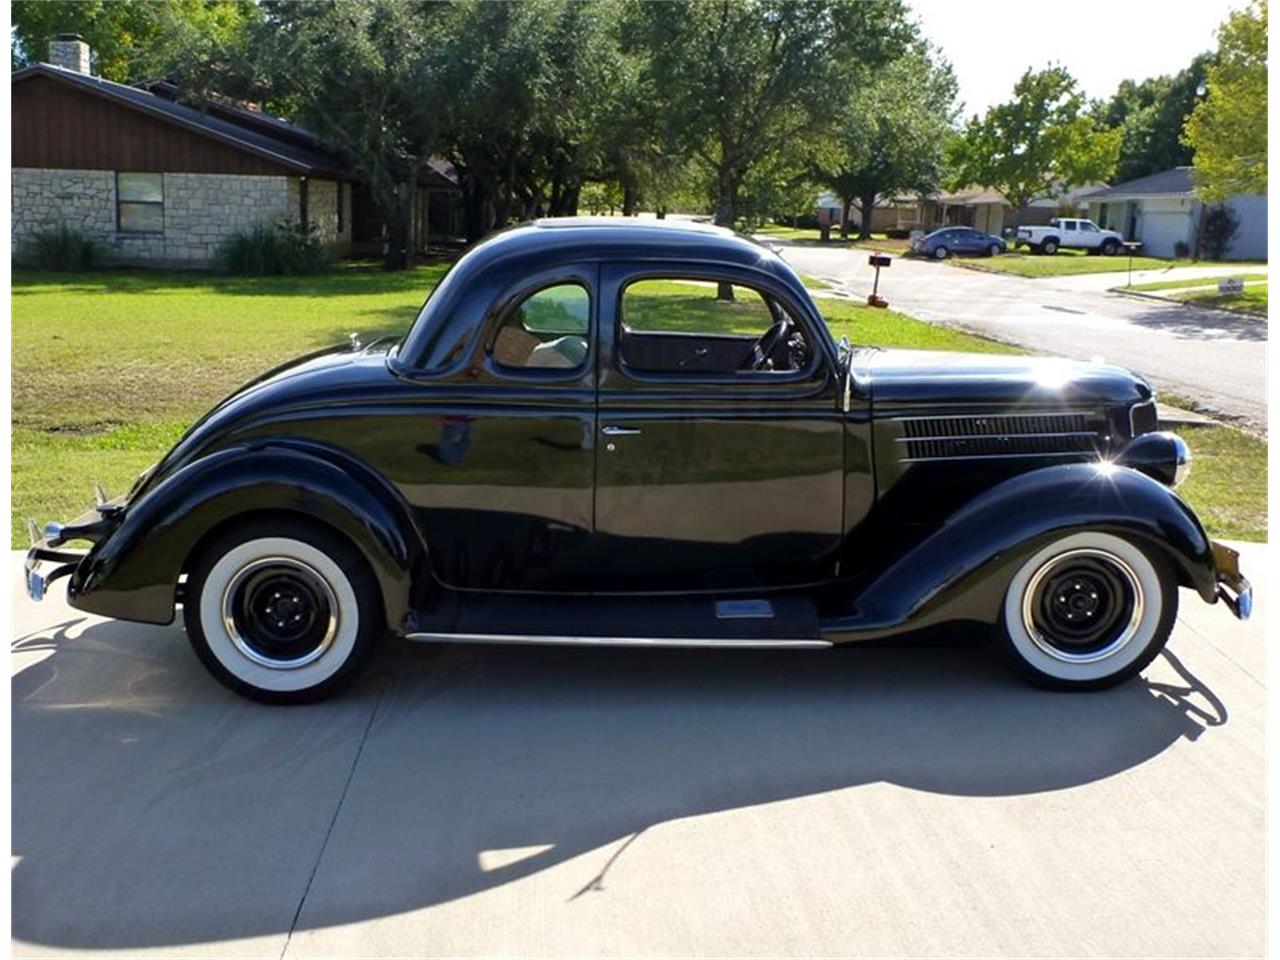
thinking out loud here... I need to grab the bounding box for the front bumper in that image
[1212,541,1253,620]
[24,498,124,603]
[25,542,88,601]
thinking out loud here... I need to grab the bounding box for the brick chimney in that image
[48,33,91,75]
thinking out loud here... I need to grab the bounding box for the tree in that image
[11,0,257,82]
[633,0,912,229]
[1098,54,1212,183]
[250,0,446,269]
[1201,203,1242,259]
[948,67,1120,225]
[813,44,957,239]
[1184,1,1267,201]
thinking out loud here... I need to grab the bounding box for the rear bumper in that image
[25,542,87,602]
[1212,541,1253,620]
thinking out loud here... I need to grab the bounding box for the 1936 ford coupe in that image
[26,219,1252,702]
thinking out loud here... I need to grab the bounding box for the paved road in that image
[775,242,1269,430]
[11,547,1266,958]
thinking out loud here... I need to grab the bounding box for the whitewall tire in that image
[184,520,381,702]
[999,531,1177,690]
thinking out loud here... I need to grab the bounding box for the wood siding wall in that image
[12,75,294,176]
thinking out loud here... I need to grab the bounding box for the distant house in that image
[915,183,1107,237]
[1082,167,1267,260]
[11,35,460,268]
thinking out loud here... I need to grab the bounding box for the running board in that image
[406,632,832,649]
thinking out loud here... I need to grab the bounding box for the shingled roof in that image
[1082,167,1196,201]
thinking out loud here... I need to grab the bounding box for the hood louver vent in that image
[897,412,1105,462]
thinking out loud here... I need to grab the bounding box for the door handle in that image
[601,425,642,436]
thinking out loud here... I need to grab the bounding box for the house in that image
[11,35,460,268]
[915,183,1107,237]
[1082,167,1267,260]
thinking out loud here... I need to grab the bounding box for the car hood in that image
[865,349,1153,410]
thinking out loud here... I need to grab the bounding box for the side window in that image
[491,283,590,371]
[619,278,811,376]
[1064,220,1078,231]
[117,172,164,233]
[1080,221,1098,232]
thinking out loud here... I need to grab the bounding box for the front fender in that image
[823,463,1215,642]
[68,440,428,630]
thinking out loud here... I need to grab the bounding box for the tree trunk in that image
[857,190,876,241]
[656,205,667,220]
[383,181,414,271]
[622,180,637,217]
[713,167,737,228]
[840,198,851,239]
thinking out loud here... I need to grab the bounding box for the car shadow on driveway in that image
[11,617,1225,951]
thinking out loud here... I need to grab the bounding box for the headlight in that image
[1115,431,1190,487]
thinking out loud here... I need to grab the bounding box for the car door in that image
[589,263,845,593]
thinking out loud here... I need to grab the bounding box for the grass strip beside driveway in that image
[952,250,1267,278]
[1173,284,1268,315]
[1121,273,1268,292]
[10,265,1266,545]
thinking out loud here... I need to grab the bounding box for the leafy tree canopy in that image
[1097,54,1212,183]
[812,42,958,237]
[1184,0,1267,200]
[948,66,1120,220]
[11,0,257,82]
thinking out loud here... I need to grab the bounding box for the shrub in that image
[1201,204,1241,261]
[21,224,103,271]
[216,219,330,275]
[1174,240,1191,259]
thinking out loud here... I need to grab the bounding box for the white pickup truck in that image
[1016,218,1125,256]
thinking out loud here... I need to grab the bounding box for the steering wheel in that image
[746,317,792,371]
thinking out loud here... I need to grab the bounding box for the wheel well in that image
[179,508,382,615]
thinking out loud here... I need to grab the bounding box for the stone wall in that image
[11,168,315,267]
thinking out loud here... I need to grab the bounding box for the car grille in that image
[897,412,1104,462]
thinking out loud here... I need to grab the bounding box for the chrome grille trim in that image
[892,411,1108,463]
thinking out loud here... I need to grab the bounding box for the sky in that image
[909,0,1238,118]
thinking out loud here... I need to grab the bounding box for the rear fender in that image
[824,463,1215,642]
[68,440,428,629]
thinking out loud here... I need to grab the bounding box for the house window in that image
[116,172,164,233]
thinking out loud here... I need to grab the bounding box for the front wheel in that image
[987,243,1002,257]
[183,519,383,703]
[933,245,949,260]
[1101,239,1120,256]
[998,531,1178,690]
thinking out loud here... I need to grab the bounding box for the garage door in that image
[1139,210,1191,258]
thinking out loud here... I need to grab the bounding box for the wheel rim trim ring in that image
[221,556,340,670]
[1020,547,1145,664]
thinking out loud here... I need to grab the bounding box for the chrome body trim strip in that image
[895,431,1098,443]
[891,410,1094,422]
[405,632,832,649]
[899,451,1100,464]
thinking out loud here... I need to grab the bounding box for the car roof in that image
[399,218,817,371]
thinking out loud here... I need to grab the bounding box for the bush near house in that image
[19,224,104,271]
[215,219,331,275]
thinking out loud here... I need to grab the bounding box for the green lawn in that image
[1123,273,1268,292]
[1174,283,1268,314]
[756,224,913,254]
[954,249,1242,278]
[11,265,1265,545]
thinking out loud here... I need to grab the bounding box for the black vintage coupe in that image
[26,219,1251,701]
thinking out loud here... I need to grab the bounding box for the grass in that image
[1174,284,1268,314]
[11,264,1265,544]
[756,224,913,254]
[959,249,1269,278]
[1122,273,1268,292]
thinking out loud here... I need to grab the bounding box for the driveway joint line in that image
[279,684,385,959]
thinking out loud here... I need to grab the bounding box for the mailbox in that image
[868,253,892,268]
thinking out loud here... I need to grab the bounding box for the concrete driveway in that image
[11,546,1266,958]
[775,241,1269,431]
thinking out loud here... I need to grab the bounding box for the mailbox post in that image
[867,252,891,308]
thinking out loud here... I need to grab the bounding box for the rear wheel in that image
[998,531,1177,690]
[183,518,382,703]
[1041,238,1059,255]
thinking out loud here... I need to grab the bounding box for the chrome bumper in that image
[25,542,87,602]
[1211,541,1253,621]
